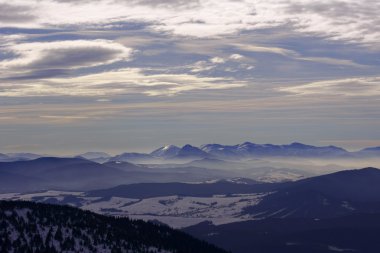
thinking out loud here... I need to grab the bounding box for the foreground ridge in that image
[0,201,228,253]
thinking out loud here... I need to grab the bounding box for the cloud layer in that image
[0,0,379,153]
[0,68,246,97]
[280,77,380,97]
[1,0,379,45]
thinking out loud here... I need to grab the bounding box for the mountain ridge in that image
[0,200,227,253]
[244,167,380,218]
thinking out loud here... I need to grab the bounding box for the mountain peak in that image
[150,145,180,158]
[176,145,209,158]
[361,146,380,152]
[78,152,110,159]
[289,142,309,147]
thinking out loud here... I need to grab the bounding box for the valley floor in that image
[0,191,268,228]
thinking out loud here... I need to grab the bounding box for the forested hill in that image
[0,201,228,253]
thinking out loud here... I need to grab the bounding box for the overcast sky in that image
[0,0,379,154]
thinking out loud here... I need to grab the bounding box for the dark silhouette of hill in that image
[86,181,288,199]
[0,200,228,253]
[244,167,380,218]
[183,213,380,253]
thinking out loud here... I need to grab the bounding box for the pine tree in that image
[54,226,63,241]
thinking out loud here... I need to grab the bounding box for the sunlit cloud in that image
[0,68,246,97]
[279,77,380,97]
[234,43,364,67]
[0,40,133,71]
[1,0,379,45]
[234,44,297,57]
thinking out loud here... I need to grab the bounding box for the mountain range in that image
[149,142,379,161]
[1,142,379,163]
[0,157,241,193]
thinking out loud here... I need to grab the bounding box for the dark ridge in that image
[86,181,289,199]
[0,200,228,253]
[183,212,380,253]
[244,167,380,218]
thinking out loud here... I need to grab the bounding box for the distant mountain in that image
[103,160,143,171]
[86,180,286,199]
[150,144,211,161]
[185,158,244,169]
[0,153,11,162]
[151,145,180,159]
[0,157,129,192]
[184,213,380,253]
[0,200,227,253]
[362,146,380,152]
[201,142,349,159]
[142,141,354,161]
[76,152,111,163]
[77,152,110,159]
[108,152,158,164]
[0,153,44,162]
[244,167,380,218]
[0,170,44,193]
[176,145,210,159]
[88,141,378,163]
[200,144,240,159]
[5,153,43,161]
[0,157,246,193]
[358,146,380,157]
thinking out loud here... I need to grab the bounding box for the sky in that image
[0,0,379,155]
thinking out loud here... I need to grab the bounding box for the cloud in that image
[120,0,201,9]
[0,3,36,24]
[234,44,297,57]
[284,1,380,45]
[210,57,225,64]
[189,55,254,74]
[1,0,379,45]
[234,43,364,67]
[279,77,380,97]
[296,57,365,67]
[0,40,133,72]
[229,54,245,61]
[190,61,217,73]
[0,68,246,97]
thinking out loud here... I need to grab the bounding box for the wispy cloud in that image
[234,43,365,67]
[0,68,246,97]
[279,77,380,97]
[234,44,297,57]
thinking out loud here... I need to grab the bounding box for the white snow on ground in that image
[256,171,305,183]
[81,193,267,228]
[328,245,357,252]
[0,191,268,228]
[15,208,31,222]
[341,201,355,211]
[0,190,83,199]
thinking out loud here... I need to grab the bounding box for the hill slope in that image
[244,167,380,218]
[0,201,227,253]
[184,213,380,253]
